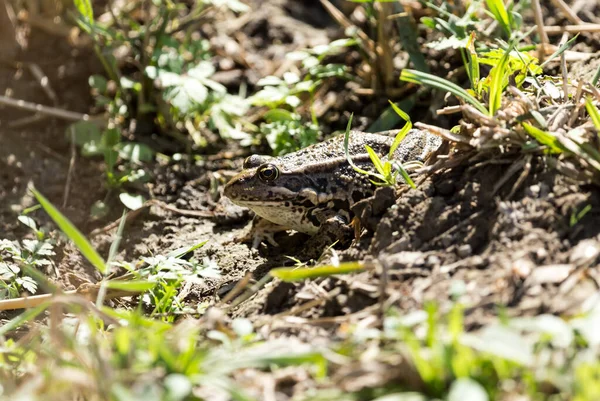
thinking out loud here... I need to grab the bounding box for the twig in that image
[415,121,471,144]
[319,0,376,59]
[492,158,527,196]
[217,272,253,306]
[531,0,550,63]
[377,258,388,324]
[63,127,77,208]
[559,33,570,100]
[544,24,600,34]
[26,63,59,105]
[225,274,273,311]
[89,199,217,237]
[568,81,585,127]
[0,95,90,121]
[507,155,533,199]
[0,282,144,311]
[549,0,584,25]
[8,113,49,128]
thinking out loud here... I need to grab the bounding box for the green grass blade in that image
[344,115,385,180]
[488,47,511,115]
[257,353,328,379]
[270,262,367,282]
[485,0,512,37]
[167,240,209,259]
[522,123,564,154]
[31,188,107,274]
[0,303,50,337]
[585,97,600,133]
[593,64,600,86]
[73,0,94,24]
[365,146,387,176]
[400,69,488,115]
[105,280,157,292]
[466,32,480,93]
[540,34,579,68]
[394,161,417,189]
[368,97,416,132]
[392,1,429,73]
[388,101,413,157]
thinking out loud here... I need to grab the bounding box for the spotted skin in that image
[224,129,442,238]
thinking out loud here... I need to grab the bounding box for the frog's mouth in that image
[224,180,299,205]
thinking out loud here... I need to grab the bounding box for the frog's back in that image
[277,131,393,172]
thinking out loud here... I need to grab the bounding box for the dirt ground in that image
[2,0,600,338]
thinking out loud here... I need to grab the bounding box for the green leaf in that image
[31,188,107,274]
[586,97,600,132]
[0,303,49,337]
[400,69,488,115]
[67,121,104,156]
[448,378,489,401]
[116,143,154,163]
[17,216,37,232]
[368,98,415,132]
[485,0,512,37]
[365,146,387,177]
[488,46,511,115]
[167,240,209,259]
[263,109,294,122]
[388,101,413,157]
[89,75,107,93]
[344,115,373,176]
[394,161,417,189]
[540,34,579,68]
[73,0,94,24]
[104,280,157,292]
[257,352,328,379]
[522,123,564,154]
[119,193,145,210]
[270,262,367,282]
[465,32,480,93]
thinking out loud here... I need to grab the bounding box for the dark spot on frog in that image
[282,177,304,193]
[305,207,321,227]
[316,177,329,192]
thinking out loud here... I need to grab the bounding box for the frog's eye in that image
[258,164,279,182]
[244,155,272,169]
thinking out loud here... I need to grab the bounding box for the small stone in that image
[535,248,548,261]
[426,255,441,267]
[457,244,472,258]
[569,239,600,266]
[511,257,535,279]
[528,264,574,284]
[526,184,540,198]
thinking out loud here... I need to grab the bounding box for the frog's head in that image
[224,155,309,207]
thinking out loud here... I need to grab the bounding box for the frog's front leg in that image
[235,215,289,248]
[301,213,354,261]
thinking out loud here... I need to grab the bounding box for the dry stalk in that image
[531,0,550,62]
[544,24,600,34]
[0,95,92,122]
[549,0,584,25]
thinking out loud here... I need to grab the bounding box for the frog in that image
[223,129,442,256]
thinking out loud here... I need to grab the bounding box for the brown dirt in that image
[2,0,600,346]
